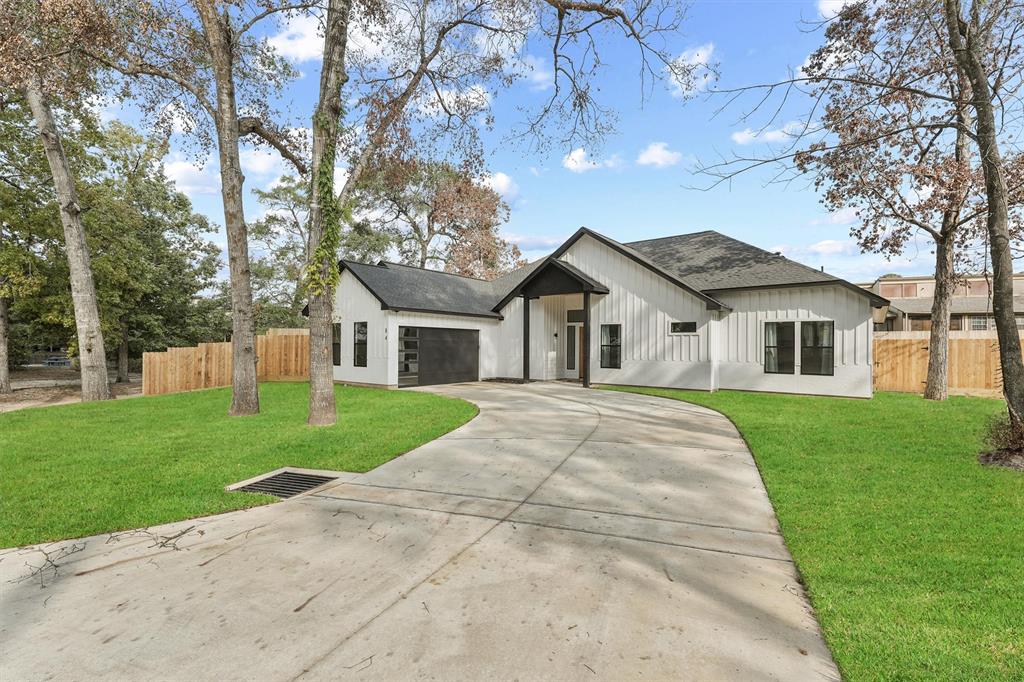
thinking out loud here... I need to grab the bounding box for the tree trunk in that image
[0,297,10,395]
[23,82,111,402]
[117,322,130,383]
[306,0,354,426]
[944,0,1024,427]
[195,0,259,416]
[924,235,955,400]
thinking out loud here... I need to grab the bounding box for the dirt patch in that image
[0,382,142,414]
[9,367,82,383]
[978,450,1024,472]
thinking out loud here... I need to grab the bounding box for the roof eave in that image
[705,279,890,308]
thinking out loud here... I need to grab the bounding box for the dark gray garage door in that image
[398,327,479,387]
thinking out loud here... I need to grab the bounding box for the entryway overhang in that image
[493,257,610,388]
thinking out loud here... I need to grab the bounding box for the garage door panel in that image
[401,327,479,386]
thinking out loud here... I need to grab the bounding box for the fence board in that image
[873,331,1019,394]
[143,330,309,396]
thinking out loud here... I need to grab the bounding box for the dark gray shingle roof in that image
[624,231,843,292]
[342,260,503,318]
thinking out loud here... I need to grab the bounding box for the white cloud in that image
[529,166,547,177]
[810,206,860,226]
[818,0,855,18]
[239,148,285,177]
[419,84,492,118]
[668,42,716,98]
[636,142,683,168]
[521,54,554,91]
[808,239,858,256]
[731,120,804,145]
[482,172,519,201]
[267,15,322,63]
[164,154,220,198]
[562,148,621,173]
[505,233,567,252]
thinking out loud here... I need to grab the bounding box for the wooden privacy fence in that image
[143,329,310,396]
[873,331,1016,395]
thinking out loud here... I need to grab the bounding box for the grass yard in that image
[0,382,476,549]
[602,386,1022,681]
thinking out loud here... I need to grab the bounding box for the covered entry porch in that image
[495,258,609,387]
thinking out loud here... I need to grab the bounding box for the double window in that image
[600,324,621,369]
[353,321,368,367]
[764,320,834,376]
[332,323,342,366]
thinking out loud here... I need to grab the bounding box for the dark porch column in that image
[522,295,530,383]
[582,290,591,388]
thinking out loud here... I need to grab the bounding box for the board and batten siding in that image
[714,284,874,398]
[333,269,394,386]
[559,234,715,390]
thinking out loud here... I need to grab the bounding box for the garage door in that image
[398,327,479,387]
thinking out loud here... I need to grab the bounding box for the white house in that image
[327,228,889,398]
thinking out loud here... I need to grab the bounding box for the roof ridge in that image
[623,230,717,246]
[376,260,493,282]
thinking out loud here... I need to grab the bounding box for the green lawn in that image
[601,386,1022,681]
[0,382,476,549]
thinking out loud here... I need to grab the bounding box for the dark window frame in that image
[764,321,795,375]
[353,321,368,367]
[600,323,621,369]
[800,321,835,376]
[669,321,697,335]
[566,325,576,370]
[332,322,342,366]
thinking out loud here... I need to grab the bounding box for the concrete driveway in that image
[0,382,838,681]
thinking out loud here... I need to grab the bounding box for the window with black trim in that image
[332,322,341,366]
[567,309,585,323]
[353,321,367,367]
[600,324,621,369]
[566,325,576,370]
[764,321,795,374]
[669,321,697,334]
[800,321,834,376]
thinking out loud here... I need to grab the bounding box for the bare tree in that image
[93,0,311,415]
[698,0,1024,413]
[943,0,1024,427]
[0,0,116,401]
[357,157,520,276]
[296,0,706,425]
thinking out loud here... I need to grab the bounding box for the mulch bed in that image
[978,449,1024,472]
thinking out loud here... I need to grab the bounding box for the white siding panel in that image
[715,285,873,398]
[560,235,713,390]
[333,269,394,386]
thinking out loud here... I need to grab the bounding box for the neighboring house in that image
[329,228,888,398]
[861,273,1024,332]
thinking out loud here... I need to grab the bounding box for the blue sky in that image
[143,0,938,284]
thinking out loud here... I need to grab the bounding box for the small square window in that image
[669,321,697,334]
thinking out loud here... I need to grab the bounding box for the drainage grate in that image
[236,471,338,498]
